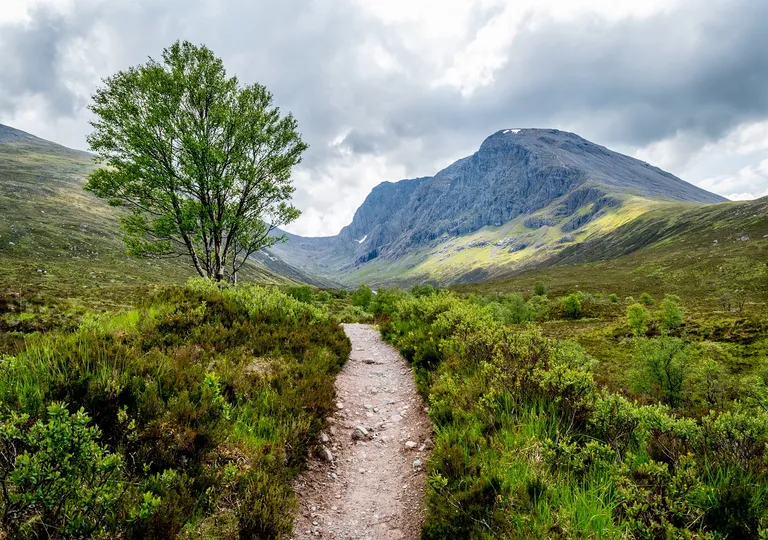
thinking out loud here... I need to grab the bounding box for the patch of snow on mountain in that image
[356,234,368,244]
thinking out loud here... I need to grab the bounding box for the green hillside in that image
[456,197,768,310]
[0,124,293,293]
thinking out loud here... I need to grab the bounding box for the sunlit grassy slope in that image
[330,193,767,302]
[456,197,768,309]
[0,124,295,292]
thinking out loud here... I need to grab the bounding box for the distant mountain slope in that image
[0,124,309,289]
[269,129,727,285]
[457,196,768,305]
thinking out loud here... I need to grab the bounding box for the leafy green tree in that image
[608,293,619,304]
[86,41,307,282]
[630,337,695,408]
[562,294,583,319]
[627,303,650,337]
[351,285,374,310]
[533,281,547,297]
[659,295,684,332]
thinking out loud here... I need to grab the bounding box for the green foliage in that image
[0,403,127,538]
[411,284,438,297]
[0,282,349,537]
[562,293,583,319]
[533,281,547,296]
[286,284,315,303]
[630,337,695,408]
[86,41,306,282]
[380,291,768,538]
[659,294,685,332]
[608,293,620,303]
[627,303,651,337]
[350,284,375,310]
[639,292,655,306]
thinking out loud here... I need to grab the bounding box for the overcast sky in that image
[2,0,768,236]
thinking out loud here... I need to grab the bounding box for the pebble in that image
[413,460,423,470]
[404,441,418,450]
[336,402,344,409]
[319,446,334,462]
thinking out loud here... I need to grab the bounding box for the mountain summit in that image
[269,129,727,284]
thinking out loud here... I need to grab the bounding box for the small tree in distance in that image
[627,303,650,337]
[86,41,307,282]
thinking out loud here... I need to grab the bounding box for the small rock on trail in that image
[292,324,432,539]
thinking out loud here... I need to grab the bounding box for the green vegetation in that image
[374,282,768,538]
[86,41,307,283]
[562,293,583,319]
[627,303,650,336]
[0,281,349,538]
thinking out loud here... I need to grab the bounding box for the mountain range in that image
[267,128,728,285]
[2,123,764,293]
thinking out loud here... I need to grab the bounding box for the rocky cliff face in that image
[268,129,726,281]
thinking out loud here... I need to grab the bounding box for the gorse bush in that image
[380,290,768,538]
[0,281,350,538]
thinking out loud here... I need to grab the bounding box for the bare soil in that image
[292,323,433,539]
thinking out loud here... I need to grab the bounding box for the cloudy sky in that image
[2,0,768,236]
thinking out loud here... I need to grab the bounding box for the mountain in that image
[269,128,727,285]
[0,123,309,289]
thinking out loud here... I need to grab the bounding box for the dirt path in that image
[292,323,433,539]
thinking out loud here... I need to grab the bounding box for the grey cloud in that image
[1,0,768,234]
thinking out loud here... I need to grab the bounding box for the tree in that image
[533,281,547,297]
[658,295,684,332]
[630,337,694,408]
[86,41,307,282]
[639,292,655,306]
[627,303,650,337]
[562,294,582,319]
[351,285,374,311]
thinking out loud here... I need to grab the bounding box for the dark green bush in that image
[0,281,350,538]
[562,293,583,319]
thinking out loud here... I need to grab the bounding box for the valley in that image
[1,122,767,539]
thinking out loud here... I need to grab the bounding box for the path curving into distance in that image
[292,323,433,539]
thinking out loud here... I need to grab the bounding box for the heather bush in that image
[0,282,350,538]
[380,292,768,538]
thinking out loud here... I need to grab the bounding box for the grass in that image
[0,133,293,292]
[0,281,350,538]
[372,280,768,538]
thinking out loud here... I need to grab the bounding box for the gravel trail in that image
[292,323,432,539]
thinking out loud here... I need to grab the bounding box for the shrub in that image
[659,294,685,333]
[411,284,437,298]
[533,281,547,297]
[562,294,583,319]
[630,337,695,408]
[285,284,315,303]
[0,403,128,538]
[627,303,651,337]
[0,283,350,537]
[350,284,375,310]
[608,293,620,304]
[639,292,655,306]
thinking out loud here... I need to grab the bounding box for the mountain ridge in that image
[268,128,727,285]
